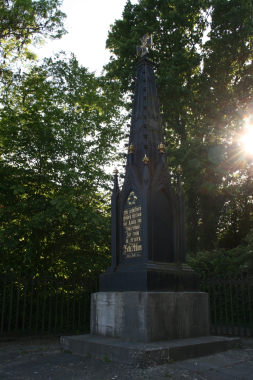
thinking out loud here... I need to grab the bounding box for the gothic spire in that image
[126,50,166,181]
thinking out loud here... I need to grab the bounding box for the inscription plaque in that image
[123,193,142,259]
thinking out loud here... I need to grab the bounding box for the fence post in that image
[1,269,7,338]
[235,272,240,336]
[22,269,28,335]
[15,270,21,336]
[29,269,34,335]
[42,273,47,335]
[35,271,40,335]
[72,270,76,333]
[54,274,59,334]
[223,273,228,336]
[60,274,65,334]
[247,272,252,337]
[48,271,52,334]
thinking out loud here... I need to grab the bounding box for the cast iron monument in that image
[100,33,199,293]
[91,34,209,342]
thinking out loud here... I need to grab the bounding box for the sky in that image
[33,0,139,75]
[31,0,140,177]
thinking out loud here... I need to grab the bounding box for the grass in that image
[103,354,111,362]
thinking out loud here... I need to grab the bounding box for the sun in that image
[241,119,253,154]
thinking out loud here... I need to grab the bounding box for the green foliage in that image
[217,166,253,249]
[0,53,125,271]
[187,230,253,275]
[164,369,172,377]
[0,0,67,71]
[105,0,253,251]
[103,354,111,362]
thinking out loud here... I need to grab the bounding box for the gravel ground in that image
[0,336,253,380]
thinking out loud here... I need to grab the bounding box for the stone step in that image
[60,334,241,368]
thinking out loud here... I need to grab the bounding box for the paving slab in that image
[0,336,252,380]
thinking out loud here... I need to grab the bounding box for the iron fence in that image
[1,268,252,338]
[0,268,98,338]
[200,273,253,337]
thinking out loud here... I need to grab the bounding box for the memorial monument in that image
[61,34,241,366]
[100,33,198,294]
[93,33,209,342]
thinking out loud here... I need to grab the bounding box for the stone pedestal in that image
[90,291,210,343]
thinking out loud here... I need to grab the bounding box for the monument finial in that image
[136,33,153,57]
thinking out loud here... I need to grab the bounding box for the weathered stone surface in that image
[60,334,242,368]
[90,291,209,342]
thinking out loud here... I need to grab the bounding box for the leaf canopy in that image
[0,53,125,270]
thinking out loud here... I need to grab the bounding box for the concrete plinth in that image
[60,335,241,368]
[90,291,210,342]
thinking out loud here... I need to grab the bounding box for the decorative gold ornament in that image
[157,143,166,153]
[142,154,149,164]
[128,143,135,154]
[176,165,182,173]
[113,168,119,175]
[136,33,153,57]
[127,191,137,206]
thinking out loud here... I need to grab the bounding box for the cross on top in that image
[136,33,153,57]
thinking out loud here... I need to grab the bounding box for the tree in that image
[104,0,253,251]
[0,0,67,73]
[0,53,125,270]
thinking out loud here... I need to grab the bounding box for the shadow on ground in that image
[0,336,252,379]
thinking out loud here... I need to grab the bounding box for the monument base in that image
[99,263,200,292]
[60,335,241,368]
[90,291,209,342]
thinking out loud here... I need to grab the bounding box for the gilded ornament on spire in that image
[128,143,136,154]
[157,143,166,153]
[113,168,119,175]
[142,154,149,164]
[136,33,153,57]
[176,165,182,173]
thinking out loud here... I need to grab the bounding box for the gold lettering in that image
[131,212,141,219]
[125,225,140,232]
[131,253,141,258]
[123,205,142,259]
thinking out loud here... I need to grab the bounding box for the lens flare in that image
[241,119,253,154]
